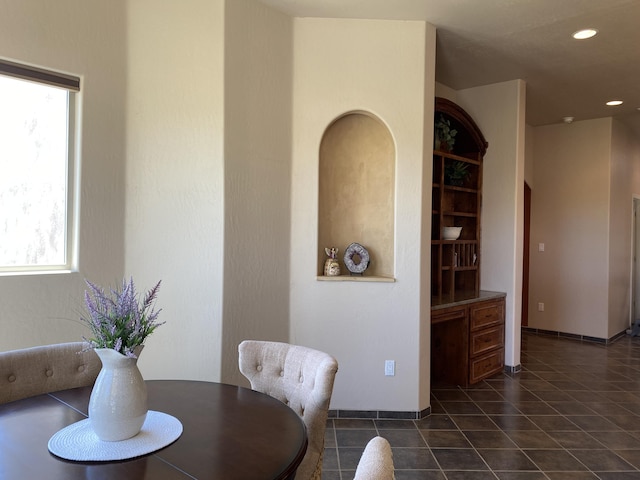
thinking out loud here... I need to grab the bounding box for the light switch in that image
[538,243,545,252]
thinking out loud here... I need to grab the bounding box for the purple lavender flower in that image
[80,278,163,357]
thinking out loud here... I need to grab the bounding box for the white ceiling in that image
[257,0,640,130]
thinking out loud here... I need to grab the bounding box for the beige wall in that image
[609,119,640,337]
[0,1,127,350]
[525,124,535,187]
[529,117,640,340]
[126,0,294,384]
[290,18,435,411]
[419,31,437,406]
[125,0,226,380]
[222,0,293,384]
[529,118,611,338]
[434,82,457,102]
[457,80,526,368]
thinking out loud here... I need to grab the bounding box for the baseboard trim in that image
[504,364,521,375]
[328,406,431,420]
[522,326,627,345]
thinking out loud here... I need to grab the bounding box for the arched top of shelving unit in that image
[435,97,488,157]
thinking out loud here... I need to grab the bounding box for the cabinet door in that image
[431,306,468,386]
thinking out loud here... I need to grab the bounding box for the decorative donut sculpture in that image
[343,242,370,275]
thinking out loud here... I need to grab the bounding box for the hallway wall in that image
[529,118,611,338]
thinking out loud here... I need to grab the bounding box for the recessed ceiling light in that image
[573,28,598,40]
[606,100,623,106]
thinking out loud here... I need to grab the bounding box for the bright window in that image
[0,61,79,272]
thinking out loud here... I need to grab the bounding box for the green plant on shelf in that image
[435,115,457,152]
[444,161,470,186]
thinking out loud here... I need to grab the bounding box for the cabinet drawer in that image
[470,300,504,330]
[470,348,504,384]
[470,325,504,357]
[431,307,466,325]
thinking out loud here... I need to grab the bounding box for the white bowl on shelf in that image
[442,226,462,240]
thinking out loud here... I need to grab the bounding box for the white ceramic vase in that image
[89,347,148,441]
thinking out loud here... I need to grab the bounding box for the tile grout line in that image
[447,386,501,479]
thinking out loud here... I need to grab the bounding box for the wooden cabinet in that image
[431,295,505,387]
[432,98,487,303]
[432,151,482,300]
[430,99,503,387]
[469,299,505,384]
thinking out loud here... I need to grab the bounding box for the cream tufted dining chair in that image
[0,342,101,404]
[238,340,338,480]
[353,436,395,480]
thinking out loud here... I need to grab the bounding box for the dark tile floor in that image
[322,331,640,479]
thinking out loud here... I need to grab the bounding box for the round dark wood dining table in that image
[0,380,307,479]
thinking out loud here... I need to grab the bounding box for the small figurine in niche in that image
[324,247,341,276]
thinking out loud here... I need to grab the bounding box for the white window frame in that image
[0,59,80,275]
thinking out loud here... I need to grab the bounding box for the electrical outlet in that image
[538,302,544,312]
[384,360,395,376]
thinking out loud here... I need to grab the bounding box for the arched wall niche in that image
[317,111,396,281]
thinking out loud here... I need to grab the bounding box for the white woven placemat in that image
[48,410,183,461]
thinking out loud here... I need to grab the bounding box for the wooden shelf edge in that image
[433,150,482,164]
[443,186,478,193]
[442,211,478,217]
[432,240,479,245]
